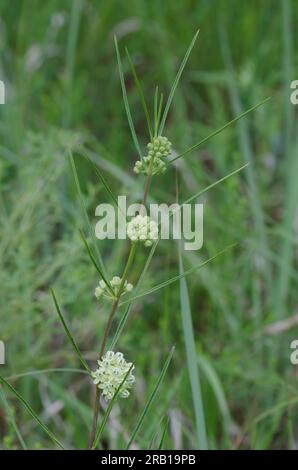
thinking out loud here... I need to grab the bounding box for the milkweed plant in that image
[0,29,270,450]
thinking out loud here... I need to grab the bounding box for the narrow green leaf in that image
[126,347,175,449]
[183,164,248,205]
[120,244,236,306]
[69,151,108,278]
[156,93,164,136]
[91,365,134,449]
[79,230,114,296]
[168,97,271,164]
[0,376,65,449]
[79,147,121,211]
[154,86,159,138]
[197,356,232,432]
[110,240,158,349]
[50,288,91,373]
[159,29,200,134]
[179,247,208,449]
[114,36,142,159]
[125,48,153,140]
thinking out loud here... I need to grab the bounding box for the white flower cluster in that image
[127,215,158,247]
[94,276,133,300]
[134,136,172,176]
[91,351,135,401]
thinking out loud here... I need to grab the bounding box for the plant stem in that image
[89,243,137,448]
[143,173,152,206]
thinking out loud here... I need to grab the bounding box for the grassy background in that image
[0,0,298,449]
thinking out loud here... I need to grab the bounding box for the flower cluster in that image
[127,215,158,247]
[134,136,172,176]
[91,351,135,401]
[94,276,133,300]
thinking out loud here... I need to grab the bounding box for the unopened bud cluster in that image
[134,136,172,176]
[94,276,133,300]
[127,215,158,247]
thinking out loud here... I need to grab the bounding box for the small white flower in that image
[94,276,133,301]
[91,351,135,401]
[127,215,158,247]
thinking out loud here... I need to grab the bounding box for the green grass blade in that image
[50,288,91,373]
[120,244,236,306]
[79,230,114,296]
[114,36,142,159]
[159,29,200,135]
[91,365,134,449]
[219,27,271,294]
[158,416,169,450]
[125,48,153,140]
[274,0,297,320]
[0,376,65,449]
[169,97,271,164]
[197,356,232,433]
[0,387,27,449]
[126,347,175,449]
[179,247,208,449]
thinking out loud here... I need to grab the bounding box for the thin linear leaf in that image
[69,151,108,278]
[112,165,245,342]
[0,376,65,449]
[168,97,271,164]
[5,368,89,381]
[119,244,236,306]
[179,248,208,449]
[91,365,134,449]
[79,230,114,296]
[159,29,200,134]
[183,164,248,205]
[79,147,121,210]
[125,48,153,140]
[114,35,142,159]
[50,288,91,373]
[110,240,158,349]
[156,92,164,135]
[154,86,159,137]
[126,347,175,449]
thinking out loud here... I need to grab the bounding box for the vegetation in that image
[0,0,297,450]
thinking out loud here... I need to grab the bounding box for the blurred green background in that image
[0,0,298,450]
